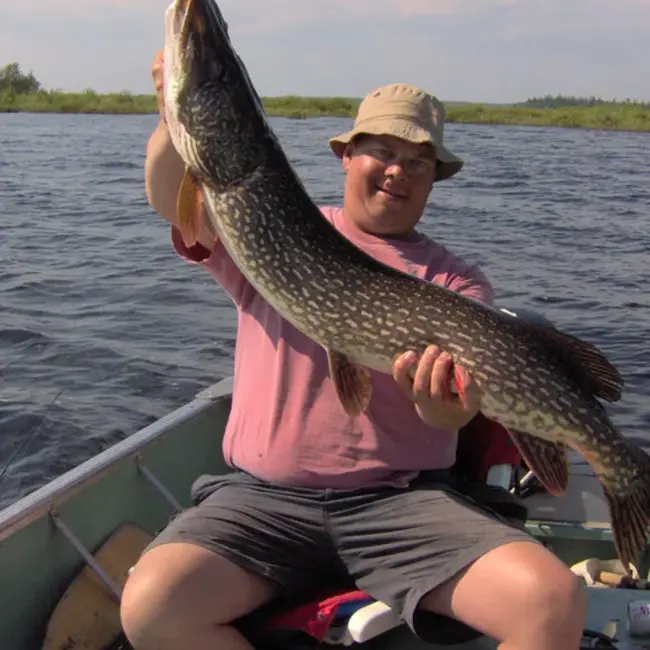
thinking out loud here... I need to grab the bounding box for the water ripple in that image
[0,113,648,508]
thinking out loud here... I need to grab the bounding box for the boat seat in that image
[325,599,402,645]
[252,589,484,647]
[125,569,403,644]
[232,589,406,648]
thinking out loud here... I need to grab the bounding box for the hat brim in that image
[329,123,463,182]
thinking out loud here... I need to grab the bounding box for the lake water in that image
[0,113,648,509]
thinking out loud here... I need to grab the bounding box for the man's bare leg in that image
[121,542,276,650]
[420,541,586,650]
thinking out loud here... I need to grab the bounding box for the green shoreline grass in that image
[1,90,650,132]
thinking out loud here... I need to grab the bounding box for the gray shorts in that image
[146,469,534,643]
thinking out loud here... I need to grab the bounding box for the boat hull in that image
[0,377,646,649]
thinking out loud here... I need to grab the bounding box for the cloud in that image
[0,0,647,101]
[214,0,516,31]
[0,0,161,8]
[218,0,649,23]
[332,0,518,15]
[3,0,647,30]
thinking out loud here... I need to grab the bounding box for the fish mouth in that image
[163,0,232,143]
[167,0,229,67]
[162,0,269,185]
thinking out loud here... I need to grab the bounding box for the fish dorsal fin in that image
[524,321,623,402]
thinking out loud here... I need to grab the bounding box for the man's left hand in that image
[393,345,481,433]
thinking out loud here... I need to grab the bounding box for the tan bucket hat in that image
[329,83,463,182]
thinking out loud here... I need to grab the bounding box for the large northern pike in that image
[162,0,650,571]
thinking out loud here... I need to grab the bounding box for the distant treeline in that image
[0,62,40,94]
[2,63,650,132]
[518,94,650,109]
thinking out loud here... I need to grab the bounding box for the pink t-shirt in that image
[172,206,494,489]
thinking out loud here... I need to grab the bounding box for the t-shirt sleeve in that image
[445,260,495,306]
[170,207,335,304]
[170,225,249,302]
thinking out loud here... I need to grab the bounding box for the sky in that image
[1,0,649,104]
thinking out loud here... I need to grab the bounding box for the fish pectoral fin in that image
[176,166,203,248]
[508,430,569,496]
[327,350,372,417]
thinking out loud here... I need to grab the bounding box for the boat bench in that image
[325,599,402,645]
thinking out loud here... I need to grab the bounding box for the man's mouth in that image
[376,185,408,200]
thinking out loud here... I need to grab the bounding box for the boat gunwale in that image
[526,520,613,541]
[0,377,234,543]
[0,374,618,547]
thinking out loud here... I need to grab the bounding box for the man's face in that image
[341,134,437,238]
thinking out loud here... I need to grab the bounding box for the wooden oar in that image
[42,522,153,650]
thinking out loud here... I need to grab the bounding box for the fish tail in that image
[603,446,650,574]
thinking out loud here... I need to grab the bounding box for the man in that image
[120,52,586,650]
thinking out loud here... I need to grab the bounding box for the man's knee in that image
[120,547,204,648]
[419,541,587,646]
[524,566,586,628]
[120,563,169,648]
[120,542,275,649]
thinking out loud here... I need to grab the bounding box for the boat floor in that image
[584,587,641,647]
[525,464,611,528]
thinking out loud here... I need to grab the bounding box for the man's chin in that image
[366,213,417,239]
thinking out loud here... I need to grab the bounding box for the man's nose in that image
[384,160,407,177]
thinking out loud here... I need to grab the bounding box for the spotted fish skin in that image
[162,0,650,572]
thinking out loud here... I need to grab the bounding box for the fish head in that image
[163,0,269,189]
